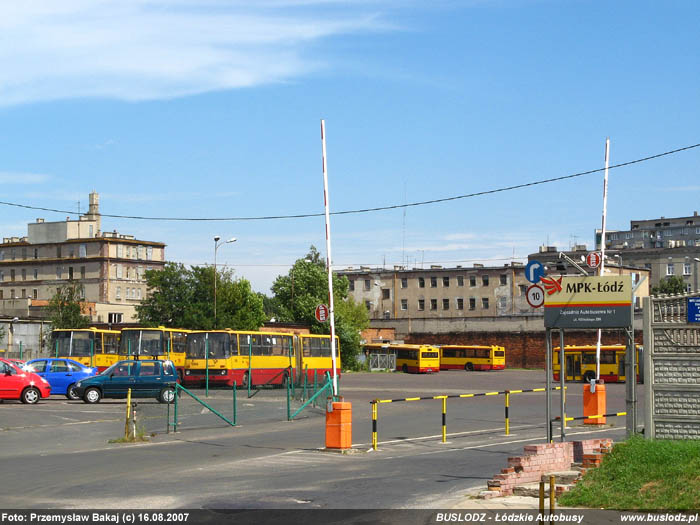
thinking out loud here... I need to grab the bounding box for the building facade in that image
[337,262,535,321]
[0,192,165,323]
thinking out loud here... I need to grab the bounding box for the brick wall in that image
[405,330,643,369]
[485,439,613,497]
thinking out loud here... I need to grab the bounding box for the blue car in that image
[24,358,98,400]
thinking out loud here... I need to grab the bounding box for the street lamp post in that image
[694,257,700,292]
[213,236,237,328]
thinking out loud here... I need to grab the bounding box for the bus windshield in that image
[187,333,230,359]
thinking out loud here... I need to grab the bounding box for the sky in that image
[1,0,699,294]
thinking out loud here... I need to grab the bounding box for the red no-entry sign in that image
[315,304,329,322]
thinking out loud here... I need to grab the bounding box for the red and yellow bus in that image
[50,328,120,371]
[439,345,506,371]
[183,330,340,388]
[119,327,191,378]
[552,344,643,383]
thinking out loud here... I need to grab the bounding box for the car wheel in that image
[159,387,176,404]
[66,384,81,400]
[21,387,40,404]
[84,387,102,404]
[465,362,474,371]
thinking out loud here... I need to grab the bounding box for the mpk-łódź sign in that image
[543,275,632,329]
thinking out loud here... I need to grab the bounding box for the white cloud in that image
[0,172,51,184]
[0,1,393,106]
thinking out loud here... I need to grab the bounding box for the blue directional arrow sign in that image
[525,260,546,284]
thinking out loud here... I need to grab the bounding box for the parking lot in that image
[0,369,642,508]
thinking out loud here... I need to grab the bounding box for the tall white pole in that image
[321,119,338,396]
[596,138,611,380]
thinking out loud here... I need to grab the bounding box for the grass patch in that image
[559,435,700,510]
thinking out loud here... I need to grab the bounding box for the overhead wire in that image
[0,142,697,222]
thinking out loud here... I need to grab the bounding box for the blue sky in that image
[1,0,699,293]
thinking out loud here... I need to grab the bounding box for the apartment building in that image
[337,262,534,321]
[0,192,165,323]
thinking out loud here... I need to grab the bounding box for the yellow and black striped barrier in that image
[549,411,627,442]
[370,386,566,450]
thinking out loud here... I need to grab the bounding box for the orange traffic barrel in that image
[583,382,606,424]
[326,400,352,449]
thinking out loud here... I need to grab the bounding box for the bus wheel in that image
[583,371,595,383]
[402,364,408,373]
[242,372,250,388]
[465,363,474,371]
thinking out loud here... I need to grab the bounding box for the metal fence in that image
[369,353,396,371]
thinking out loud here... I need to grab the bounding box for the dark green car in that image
[73,359,177,404]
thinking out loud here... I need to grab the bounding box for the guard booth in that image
[543,274,636,441]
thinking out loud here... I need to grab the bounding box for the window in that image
[138,362,161,376]
[419,277,425,288]
[382,288,390,300]
[442,298,449,310]
[687,283,693,293]
[443,276,449,287]
[81,266,86,279]
[498,296,507,309]
[519,284,527,295]
[684,263,691,275]
[147,246,153,260]
[56,266,62,279]
[457,276,464,286]
[10,289,15,298]
[364,300,370,310]
[0,250,3,260]
[469,298,476,310]
[33,269,38,279]
[348,280,354,291]
[456,298,464,310]
[500,274,507,285]
[33,289,38,299]
[21,289,26,298]
[33,249,38,259]
[108,313,123,324]
[400,278,408,288]
[667,263,675,276]
[401,299,407,310]
[57,246,61,258]
[51,361,69,373]
[681,228,689,236]
[364,279,370,291]
[482,298,489,309]
[11,269,15,281]
[0,290,3,299]
[117,265,123,279]
[418,299,425,311]
[625,232,634,239]
[68,267,74,280]
[21,269,26,281]
[21,248,27,259]
[116,286,121,299]
[0,270,3,282]
[469,276,476,287]
[482,275,489,286]
[430,276,437,288]
[430,299,437,310]
[79,244,87,257]
[117,245,123,257]
[137,288,142,300]
[663,230,672,237]
[697,227,700,235]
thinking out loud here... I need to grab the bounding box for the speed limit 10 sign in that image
[526,284,545,308]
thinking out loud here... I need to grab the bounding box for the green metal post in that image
[174,385,179,432]
[205,337,209,398]
[19,341,23,361]
[233,381,237,425]
[55,340,58,358]
[286,372,291,421]
[303,369,308,402]
[313,370,318,407]
[90,339,94,369]
[128,339,131,358]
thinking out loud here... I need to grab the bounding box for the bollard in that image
[372,401,378,450]
[124,388,132,439]
[233,381,237,425]
[539,478,545,525]
[550,475,556,513]
[505,391,510,435]
[441,396,447,443]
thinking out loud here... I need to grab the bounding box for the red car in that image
[0,358,51,403]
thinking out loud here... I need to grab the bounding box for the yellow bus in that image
[119,327,191,378]
[364,343,439,374]
[439,345,506,371]
[51,328,120,371]
[552,344,643,383]
[183,330,341,388]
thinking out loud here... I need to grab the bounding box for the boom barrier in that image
[370,386,566,450]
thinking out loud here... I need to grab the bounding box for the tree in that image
[136,262,266,330]
[651,275,687,296]
[48,283,91,329]
[270,246,369,369]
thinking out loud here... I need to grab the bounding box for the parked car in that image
[24,358,98,400]
[73,359,178,404]
[0,358,51,404]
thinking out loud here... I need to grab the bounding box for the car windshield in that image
[101,362,132,376]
